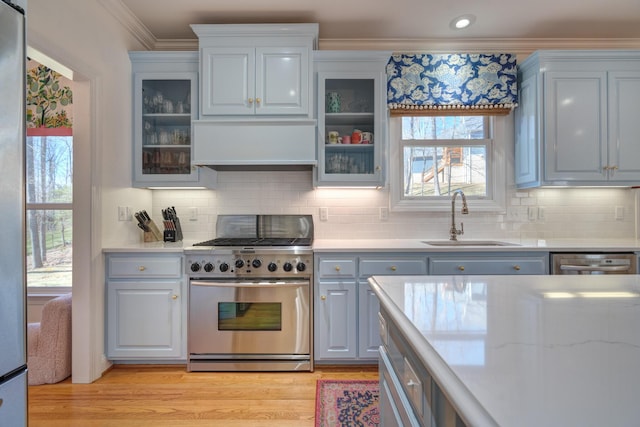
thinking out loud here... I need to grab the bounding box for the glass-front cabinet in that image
[130,52,216,188]
[314,51,390,187]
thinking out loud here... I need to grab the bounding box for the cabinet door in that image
[316,281,357,359]
[201,47,255,115]
[256,46,309,115]
[317,72,385,186]
[543,71,608,182]
[358,281,381,359]
[514,70,540,187]
[133,72,200,184]
[107,280,183,359]
[607,71,640,181]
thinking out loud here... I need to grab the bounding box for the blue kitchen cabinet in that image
[429,252,549,275]
[515,50,640,188]
[129,51,216,188]
[314,51,391,187]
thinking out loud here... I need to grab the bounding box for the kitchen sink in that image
[422,240,520,247]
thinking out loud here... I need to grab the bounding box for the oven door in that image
[189,279,310,356]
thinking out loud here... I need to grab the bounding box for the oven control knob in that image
[296,262,306,272]
[268,262,278,272]
[219,262,229,272]
[252,259,262,269]
[190,262,201,272]
[203,262,214,272]
[283,262,293,272]
[235,259,245,268]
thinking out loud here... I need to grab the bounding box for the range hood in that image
[192,119,317,170]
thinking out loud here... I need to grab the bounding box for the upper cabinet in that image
[129,51,216,188]
[190,24,319,169]
[191,24,318,119]
[314,51,390,187]
[515,50,640,188]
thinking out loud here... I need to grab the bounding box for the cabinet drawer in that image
[318,258,357,278]
[108,256,182,279]
[429,256,547,275]
[360,258,427,277]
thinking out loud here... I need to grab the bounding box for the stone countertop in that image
[369,274,640,427]
[102,238,640,253]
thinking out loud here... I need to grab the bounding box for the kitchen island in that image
[369,274,640,426]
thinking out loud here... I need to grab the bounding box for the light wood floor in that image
[28,364,379,427]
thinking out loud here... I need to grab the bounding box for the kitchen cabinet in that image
[429,252,548,275]
[314,253,427,363]
[129,51,216,188]
[314,51,391,187]
[105,253,186,360]
[515,50,640,188]
[192,24,318,118]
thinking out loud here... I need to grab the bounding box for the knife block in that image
[143,231,160,242]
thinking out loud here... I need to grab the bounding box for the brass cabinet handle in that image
[458,265,465,271]
[335,266,341,272]
[256,98,261,104]
[390,266,397,271]
[172,295,178,300]
[138,266,146,271]
[513,265,521,271]
[320,295,326,301]
[248,98,254,104]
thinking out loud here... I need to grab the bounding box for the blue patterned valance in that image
[386,53,518,115]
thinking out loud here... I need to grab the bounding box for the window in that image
[26,60,73,292]
[390,115,507,212]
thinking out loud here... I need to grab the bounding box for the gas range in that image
[184,214,314,279]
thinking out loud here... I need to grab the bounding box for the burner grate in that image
[193,237,312,247]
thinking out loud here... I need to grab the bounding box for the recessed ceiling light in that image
[450,14,476,30]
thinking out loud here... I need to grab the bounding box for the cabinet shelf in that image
[325,112,374,126]
[325,144,374,150]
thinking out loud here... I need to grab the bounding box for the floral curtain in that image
[386,53,518,116]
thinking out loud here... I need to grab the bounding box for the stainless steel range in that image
[185,215,313,372]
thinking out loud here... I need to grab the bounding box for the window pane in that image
[402,116,485,140]
[26,209,72,287]
[26,136,73,204]
[403,146,487,197]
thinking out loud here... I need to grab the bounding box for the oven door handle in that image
[559,264,631,273]
[190,280,309,288]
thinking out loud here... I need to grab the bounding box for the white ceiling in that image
[117,0,640,42]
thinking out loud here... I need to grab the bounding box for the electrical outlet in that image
[528,206,537,221]
[615,206,624,220]
[538,207,545,221]
[319,207,328,221]
[189,207,198,221]
[117,206,130,221]
[379,207,389,221]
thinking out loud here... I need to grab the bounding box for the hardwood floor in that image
[28,364,379,426]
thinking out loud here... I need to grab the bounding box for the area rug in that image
[315,379,380,427]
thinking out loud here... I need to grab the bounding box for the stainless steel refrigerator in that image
[0,0,28,425]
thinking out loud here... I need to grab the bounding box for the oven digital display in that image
[218,302,282,331]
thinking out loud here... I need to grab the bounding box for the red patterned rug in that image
[315,379,380,427]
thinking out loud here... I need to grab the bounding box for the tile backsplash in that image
[151,171,638,242]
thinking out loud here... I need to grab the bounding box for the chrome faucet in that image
[449,189,469,241]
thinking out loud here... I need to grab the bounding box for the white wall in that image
[27,0,149,383]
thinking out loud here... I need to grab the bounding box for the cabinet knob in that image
[138,266,146,271]
[513,265,521,271]
[375,166,382,172]
[335,266,341,272]
[390,266,397,271]
[256,98,261,104]
[248,98,254,104]
[172,295,178,300]
[320,295,326,301]
[458,265,465,271]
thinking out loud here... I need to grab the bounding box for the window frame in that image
[389,115,508,213]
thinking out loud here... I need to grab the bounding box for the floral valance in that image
[386,53,518,116]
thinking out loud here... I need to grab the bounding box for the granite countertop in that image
[103,238,640,253]
[369,274,640,427]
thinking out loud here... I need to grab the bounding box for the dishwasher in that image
[551,253,638,274]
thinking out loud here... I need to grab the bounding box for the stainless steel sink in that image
[422,240,520,247]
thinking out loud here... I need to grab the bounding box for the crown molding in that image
[97,0,156,50]
[154,39,198,51]
[318,37,640,58]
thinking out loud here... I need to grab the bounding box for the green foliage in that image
[26,65,73,128]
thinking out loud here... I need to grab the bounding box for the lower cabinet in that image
[429,252,548,275]
[105,253,186,360]
[314,253,428,363]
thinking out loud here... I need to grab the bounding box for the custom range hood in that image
[191,118,317,171]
